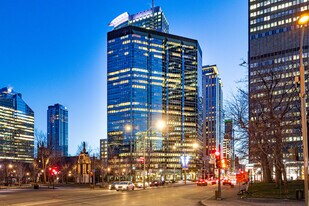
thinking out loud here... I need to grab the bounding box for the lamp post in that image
[297,13,309,206]
[125,125,133,181]
[125,120,165,189]
[193,142,199,180]
[107,168,111,184]
[142,120,165,189]
[172,145,177,182]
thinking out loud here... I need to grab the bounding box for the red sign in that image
[138,157,145,163]
[236,172,248,183]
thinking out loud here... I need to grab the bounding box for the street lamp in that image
[172,145,177,181]
[297,12,309,206]
[142,120,165,189]
[125,124,134,181]
[107,168,111,183]
[193,142,199,180]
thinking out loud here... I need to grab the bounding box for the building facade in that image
[100,139,108,162]
[0,87,34,163]
[202,65,223,174]
[223,119,233,172]
[47,104,68,157]
[109,6,169,33]
[249,0,309,180]
[107,24,202,181]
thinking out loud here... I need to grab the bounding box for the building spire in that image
[83,141,86,153]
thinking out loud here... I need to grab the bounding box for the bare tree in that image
[34,130,51,183]
[226,65,299,192]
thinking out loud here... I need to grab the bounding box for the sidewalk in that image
[200,185,305,206]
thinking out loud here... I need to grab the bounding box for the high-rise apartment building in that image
[47,104,68,156]
[100,139,108,162]
[249,0,309,179]
[223,119,233,172]
[223,120,232,160]
[107,11,202,180]
[0,87,34,163]
[109,6,169,33]
[202,65,223,173]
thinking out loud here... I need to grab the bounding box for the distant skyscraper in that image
[47,104,68,156]
[202,65,223,173]
[100,139,108,162]
[0,87,34,163]
[107,21,202,179]
[249,0,309,176]
[223,119,233,171]
[109,6,169,33]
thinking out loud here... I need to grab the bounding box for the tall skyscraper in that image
[223,119,233,171]
[47,104,68,156]
[0,87,34,163]
[249,0,309,179]
[107,9,202,181]
[109,6,169,33]
[202,65,223,174]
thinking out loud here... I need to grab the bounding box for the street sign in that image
[236,172,249,183]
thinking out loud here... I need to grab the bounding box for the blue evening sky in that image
[0,0,247,155]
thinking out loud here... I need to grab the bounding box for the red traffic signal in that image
[49,167,58,175]
[138,157,145,163]
[214,150,221,168]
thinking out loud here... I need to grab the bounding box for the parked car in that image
[210,179,217,185]
[196,179,208,186]
[115,181,135,191]
[108,181,119,190]
[135,181,149,188]
[150,180,163,187]
[222,179,232,185]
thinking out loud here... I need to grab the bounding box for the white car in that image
[136,181,149,188]
[115,181,135,191]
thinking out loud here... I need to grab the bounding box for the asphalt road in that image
[0,183,222,206]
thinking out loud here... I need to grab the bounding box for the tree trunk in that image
[274,164,281,188]
[261,154,272,183]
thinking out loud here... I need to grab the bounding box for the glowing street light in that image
[298,13,309,26]
[297,12,309,205]
[156,120,166,130]
[193,142,199,149]
[125,125,132,132]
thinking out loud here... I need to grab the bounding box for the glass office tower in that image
[107,25,202,181]
[109,6,169,33]
[47,104,68,157]
[0,87,34,163]
[249,0,309,180]
[202,65,223,175]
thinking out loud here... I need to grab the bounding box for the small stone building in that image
[76,142,91,183]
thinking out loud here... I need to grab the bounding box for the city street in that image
[0,183,220,206]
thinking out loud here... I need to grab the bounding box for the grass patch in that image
[247,180,304,199]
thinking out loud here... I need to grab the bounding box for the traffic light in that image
[221,159,227,169]
[138,157,145,168]
[214,151,221,169]
[49,167,58,176]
